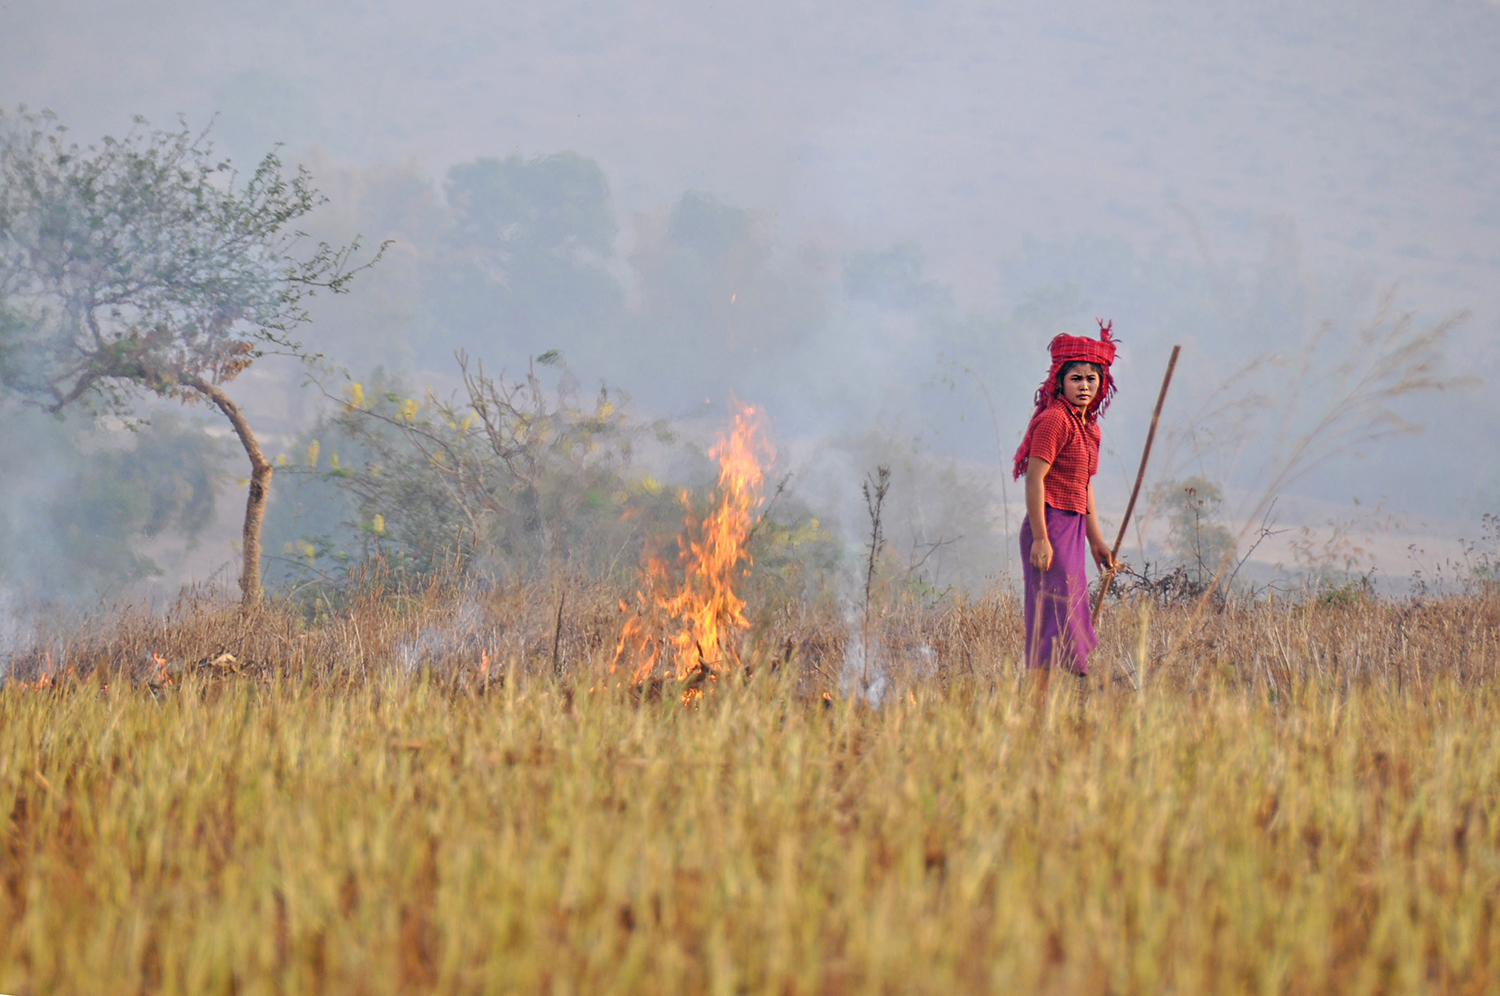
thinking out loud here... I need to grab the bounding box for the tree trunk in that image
[191,377,272,603]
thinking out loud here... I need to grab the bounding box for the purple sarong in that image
[1020,506,1098,674]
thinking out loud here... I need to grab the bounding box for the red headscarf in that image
[1011,319,1119,480]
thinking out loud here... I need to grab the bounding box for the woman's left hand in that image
[1090,539,1115,572]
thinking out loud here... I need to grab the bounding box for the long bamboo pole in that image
[1092,344,1181,625]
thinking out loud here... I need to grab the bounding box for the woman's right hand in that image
[1030,535,1053,572]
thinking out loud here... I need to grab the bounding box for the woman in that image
[1011,321,1119,676]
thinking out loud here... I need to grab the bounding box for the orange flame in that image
[28,649,57,690]
[614,403,772,692]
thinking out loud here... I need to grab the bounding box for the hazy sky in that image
[5,0,1499,583]
[8,0,1497,308]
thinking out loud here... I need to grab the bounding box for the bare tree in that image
[0,108,385,601]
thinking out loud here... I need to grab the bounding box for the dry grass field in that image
[2,583,1498,994]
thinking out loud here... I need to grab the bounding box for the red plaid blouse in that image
[1026,401,1099,514]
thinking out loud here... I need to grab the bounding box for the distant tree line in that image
[2,107,1466,602]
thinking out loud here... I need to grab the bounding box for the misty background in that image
[3,0,1498,601]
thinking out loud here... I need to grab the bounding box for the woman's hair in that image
[1054,360,1103,395]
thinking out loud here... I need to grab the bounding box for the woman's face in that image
[1060,364,1101,410]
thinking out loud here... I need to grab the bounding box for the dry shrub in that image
[1,591,1496,994]
[5,580,1497,697]
[2,583,1498,994]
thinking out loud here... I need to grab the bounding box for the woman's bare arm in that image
[1026,456,1053,571]
[1085,481,1114,571]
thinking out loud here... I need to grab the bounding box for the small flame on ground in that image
[614,403,772,694]
[15,650,76,691]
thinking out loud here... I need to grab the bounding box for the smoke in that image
[3,0,1497,599]
[0,587,33,683]
[838,602,940,709]
[394,597,492,676]
[0,401,227,605]
[839,619,889,709]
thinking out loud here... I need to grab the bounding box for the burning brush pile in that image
[613,404,773,699]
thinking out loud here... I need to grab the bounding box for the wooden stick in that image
[1092,344,1181,625]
